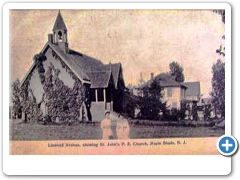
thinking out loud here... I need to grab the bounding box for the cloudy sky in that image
[10,9,224,97]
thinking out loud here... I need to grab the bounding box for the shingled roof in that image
[49,42,106,77]
[139,73,187,89]
[49,43,122,88]
[102,63,121,88]
[21,42,122,88]
[86,71,112,88]
[182,81,200,96]
[53,11,67,31]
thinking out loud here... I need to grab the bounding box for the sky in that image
[10,9,225,97]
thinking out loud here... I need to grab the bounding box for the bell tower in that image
[52,11,69,53]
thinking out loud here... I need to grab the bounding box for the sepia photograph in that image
[9,8,225,154]
[2,2,235,176]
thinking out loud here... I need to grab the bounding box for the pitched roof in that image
[86,71,111,88]
[50,44,122,88]
[102,63,121,88]
[53,11,67,31]
[21,42,122,89]
[49,43,105,80]
[182,81,200,96]
[139,73,186,89]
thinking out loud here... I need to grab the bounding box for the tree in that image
[169,61,185,83]
[11,79,22,118]
[140,79,167,120]
[210,10,225,118]
[214,10,225,24]
[211,59,225,118]
[214,10,225,56]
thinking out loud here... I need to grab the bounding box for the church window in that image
[58,31,63,41]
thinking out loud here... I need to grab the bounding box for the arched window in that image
[58,31,63,41]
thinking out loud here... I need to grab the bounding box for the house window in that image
[172,102,177,109]
[97,89,104,102]
[181,89,185,98]
[167,88,172,97]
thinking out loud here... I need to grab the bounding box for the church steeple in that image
[53,10,67,31]
[51,10,69,53]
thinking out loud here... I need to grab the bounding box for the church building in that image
[20,11,125,122]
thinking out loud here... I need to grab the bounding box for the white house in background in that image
[133,73,188,109]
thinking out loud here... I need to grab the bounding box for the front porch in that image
[90,88,114,121]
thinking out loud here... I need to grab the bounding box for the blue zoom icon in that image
[217,135,238,156]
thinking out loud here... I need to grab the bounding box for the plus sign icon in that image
[217,135,238,156]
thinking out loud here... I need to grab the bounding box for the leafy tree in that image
[214,10,225,24]
[214,10,225,56]
[140,79,167,120]
[11,79,22,118]
[19,80,40,123]
[211,59,225,118]
[203,104,211,121]
[169,61,185,83]
[28,88,41,122]
[192,102,198,121]
[210,10,225,118]
[119,92,138,118]
[19,71,33,123]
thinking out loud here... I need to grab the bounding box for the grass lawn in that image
[10,119,224,141]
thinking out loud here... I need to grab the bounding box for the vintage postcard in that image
[3,2,232,175]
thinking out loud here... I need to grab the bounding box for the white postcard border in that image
[3,2,231,175]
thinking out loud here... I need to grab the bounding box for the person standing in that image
[116,114,130,139]
[101,111,113,139]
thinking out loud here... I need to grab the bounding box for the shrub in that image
[192,103,198,121]
[43,114,51,125]
[164,109,178,121]
[204,104,212,121]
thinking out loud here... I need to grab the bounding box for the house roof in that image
[86,71,111,88]
[53,11,67,31]
[48,43,122,88]
[49,43,107,79]
[102,63,121,88]
[139,73,187,89]
[182,81,200,96]
[21,42,122,89]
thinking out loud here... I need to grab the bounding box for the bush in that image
[192,103,198,121]
[139,96,162,120]
[204,104,212,121]
[43,114,51,125]
[164,109,178,121]
[121,93,138,119]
